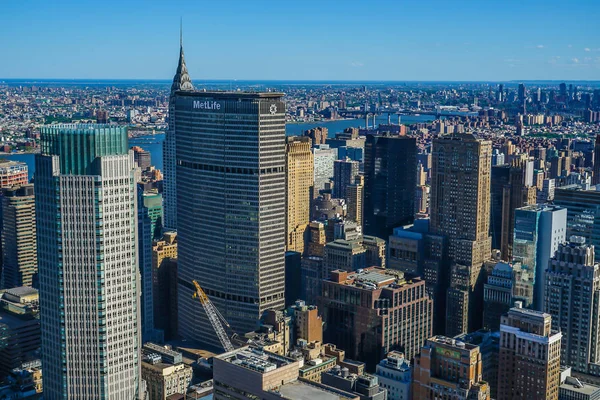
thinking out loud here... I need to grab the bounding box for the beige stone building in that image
[285,136,314,254]
[412,336,490,399]
[497,304,562,400]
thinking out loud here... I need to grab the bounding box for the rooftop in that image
[561,377,600,396]
[218,347,293,374]
[277,380,356,400]
[176,91,284,99]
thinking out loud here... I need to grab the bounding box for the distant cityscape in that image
[1,22,600,400]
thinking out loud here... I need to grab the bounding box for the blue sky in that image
[0,0,599,81]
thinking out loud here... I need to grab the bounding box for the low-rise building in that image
[375,351,411,400]
[322,367,386,400]
[142,343,193,400]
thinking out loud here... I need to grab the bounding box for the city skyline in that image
[1,0,599,81]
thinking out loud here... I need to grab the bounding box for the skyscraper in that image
[545,238,600,375]
[285,136,314,254]
[333,158,359,199]
[593,135,600,185]
[36,124,142,399]
[312,144,337,196]
[163,30,194,231]
[346,175,364,228]
[175,92,286,347]
[1,185,36,289]
[512,204,566,309]
[430,133,492,336]
[364,134,417,239]
[497,305,561,400]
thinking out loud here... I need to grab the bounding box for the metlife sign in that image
[193,100,221,110]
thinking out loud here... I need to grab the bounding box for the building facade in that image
[1,185,37,289]
[412,336,490,400]
[430,133,492,336]
[545,239,600,375]
[163,36,194,231]
[375,351,411,400]
[319,268,432,370]
[363,135,416,239]
[497,305,562,400]
[35,124,142,399]
[175,92,286,347]
[285,136,314,254]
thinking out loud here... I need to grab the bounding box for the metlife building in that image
[175,91,287,348]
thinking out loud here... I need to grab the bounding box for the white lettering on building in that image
[193,100,222,110]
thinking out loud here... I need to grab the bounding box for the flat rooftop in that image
[219,348,293,374]
[278,380,356,400]
[176,91,284,99]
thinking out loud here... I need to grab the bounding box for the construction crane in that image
[192,280,235,352]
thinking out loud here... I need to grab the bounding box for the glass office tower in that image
[36,124,141,399]
[175,92,286,348]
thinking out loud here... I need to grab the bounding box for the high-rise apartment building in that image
[1,185,36,289]
[163,34,194,231]
[512,204,566,309]
[175,92,286,347]
[364,135,416,239]
[431,133,492,336]
[333,159,359,200]
[555,186,600,260]
[346,175,364,228]
[285,136,314,254]
[0,160,28,188]
[313,145,337,196]
[497,305,562,400]
[35,124,142,399]
[545,238,600,375]
[412,336,490,400]
[319,268,432,370]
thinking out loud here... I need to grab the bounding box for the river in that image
[3,114,434,179]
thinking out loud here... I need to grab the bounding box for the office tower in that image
[593,135,600,185]
[285,136,314,254]
[500,156,536,260]
[415,185,428,215]
[364,134,417,239]
[491,149,505,166]
[455,330,500,399]
[175,92,286,346]
[512,205,567,309]
[319,269,432,370]
[0,287,40,378]
[137,188,163,342]
[323,239,366,273]
[539,178,556,203]
[431,133,492,336]
[483,261,533,331]
[490,165,510,251]
[346,175,364,228]
[1,185,36,289]
[289,300,323,343]
[163,32,194,231]
[338,146,364,163]
[375,352,411,400]
[132,146,151,170]
[36,125,142,398]
[497,304,562,400]
[518,83,526,103]
[152,232,178,341]
[554,186,600,260]
[300,256,324,306]
[333,159,359,200]
[545,238,600,375]
[0,160,28,187]
[303,127,328,147]
[307,221,327,257]
[412,336,490,400]
[497,84,504,102]
[313,144,337,195]
[362,235,386,268]
[141,344,193,400]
